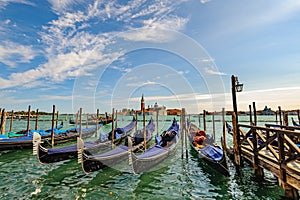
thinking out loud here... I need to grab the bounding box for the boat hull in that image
[187,123,230,176]
[129,119,180,174]
[79,119,154,173]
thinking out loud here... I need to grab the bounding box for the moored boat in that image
[187,122,230,176]
[0,124,94,151]
[128,118,180,174]
[77,118,153,173]
[4,121,63,138]
[34,117,136,164]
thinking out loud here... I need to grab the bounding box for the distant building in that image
[260,106,275,115]
[167,109,182,116]
[136,95,167,116]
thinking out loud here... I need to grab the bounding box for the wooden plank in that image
[256,131,279,161]
[284,134,300,155]
[241,143,300,191]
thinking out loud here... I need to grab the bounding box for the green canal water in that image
[0,115,291,199]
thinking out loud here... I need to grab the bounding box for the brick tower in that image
[141,94,145,111]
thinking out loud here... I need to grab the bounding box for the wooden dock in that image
[231,113,300,199]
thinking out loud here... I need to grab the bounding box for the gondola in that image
[34,117,136,164]
[5,121,63,138]
[187,122,230,176]
[0,123,79,151]
[78,118,154,173]
[128,118,179,174]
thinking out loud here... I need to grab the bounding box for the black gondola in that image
[128,118,180,174]
[78,118,155,173]
[187,122,230,176]
[33,117,136,164]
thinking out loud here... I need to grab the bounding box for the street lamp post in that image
[231,75,243,168]
[231,75,243,123]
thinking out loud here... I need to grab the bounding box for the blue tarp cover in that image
[47,141,97,154]
[199,145,223,162]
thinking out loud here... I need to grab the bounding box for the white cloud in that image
[4,19,11,24]
[204,67,226,76]
[0,0,190,90]
[47,0,85,14]
[110,66,132,73]
[177,70,189,75]
[39,95,73,101]
[126,80,158,87]
[200,0,210,4]
[121,16,189,43]
[197,58,214,62]
[0,41,38,68]
[0,0,34,10]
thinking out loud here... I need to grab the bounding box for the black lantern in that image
[235,81,243,92]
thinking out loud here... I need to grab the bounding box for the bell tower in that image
[141,94,145,111]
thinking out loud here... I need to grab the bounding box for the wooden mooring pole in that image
[9,110,14,132]
[184,109,188,159]
[249,105,253,126]
[96,109,99,137]
[35,109,39,130]
[0,109,6,134]
[222,108,227,151]
[79,108,82,138]
[278,106,282,126]
[203,110,206,132]
[56,111,59,128]
[212,111,216,143]
[253,102,257,126]
[75,111,79,128]
[111,108,115,149]
[51,105,55,148]
[143,107,146,151]
[115,110,118,129]
[232,112,241,170]
[135,111,138,132]
[156,110,159,137]
[181,108,184,159]
[27,105,31,132]
[252,106,264,179]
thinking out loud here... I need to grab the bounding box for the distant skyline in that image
[1,0,300,114]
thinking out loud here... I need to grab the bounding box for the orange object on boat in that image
[194,135,206,145]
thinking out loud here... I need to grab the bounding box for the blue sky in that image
[0,0,300,114]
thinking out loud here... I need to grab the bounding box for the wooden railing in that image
[237,124,300,183]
